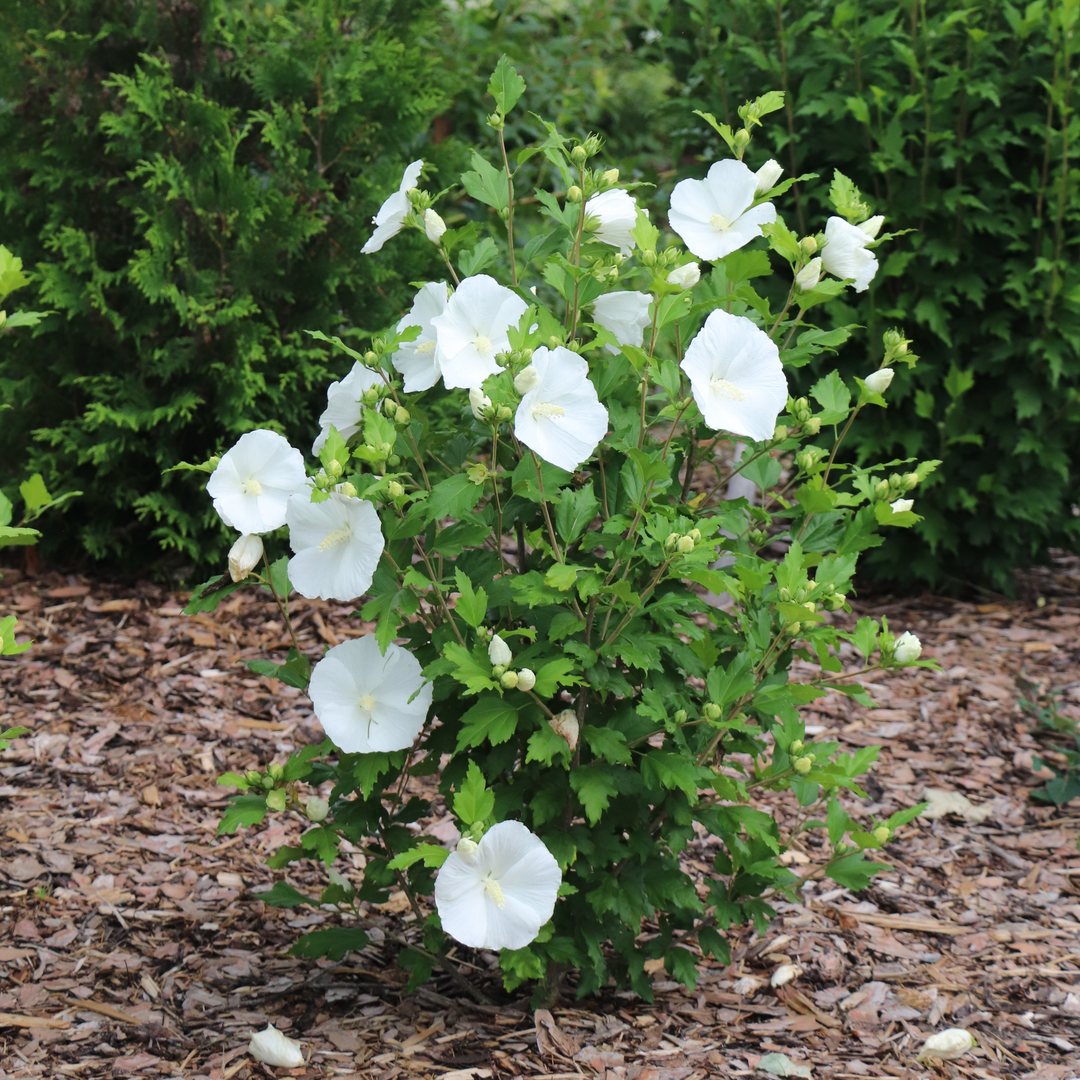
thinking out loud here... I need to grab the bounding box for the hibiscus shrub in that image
[189,69,935,1003]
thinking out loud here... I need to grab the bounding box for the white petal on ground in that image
[431,274,529,389]
[917,1028,975,1063]
[392,282,451,392]
[206,429,307,535]
[591,291,652,354]
[584,189,638,255]
[514,345,609,472]
[361,159,424,254]
[308,635,432,754]
[820,215,879,292]
[248,1024,304,1068]
[668,159,777,261]
[434,820,561,951]
[313,362,384,454]
[285,491,384,602]
[680,309,788,442]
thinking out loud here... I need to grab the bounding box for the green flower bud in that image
[602,167,619,185]
[207,455,220,469]
[904,472,919,490]
[395,407,410,424]
[733,127,751,149]
[773,424,789,441]
[800,235,818,256]
[790,739,804,755]
[305,797,329,823]
[796,450,815,473]
[268,762,285,781]
[688,528,702,543]
[788,621,802,635]
[803,417,821,435]
[642,250,657,267]
[567,184,583,203]
[387,480,404,498]
[339,481,357,498]
[363,387,380,404]
[496,405,513,422]
[364,350,378,364]
[750,529,769,546]
[388,454,401,467]
[703,703,722,721]
[674,709,688,725]
[665,533,680,551]
[266,788,287,811]
[384,399,398,417]
[262,774,275,790]
[778,587,791,602]
[549,335,562,348]
[245,770,263,787]
[874,479,890,500]
[327,459,344,478]
[571,145,588,165]
[676,535,695,554]
[795,397,809,414]
[873,825,891,844]
[491,664,507,678]
[583,134,602,157]
[828,593,847,610]
[794,756,813,775]
[802,601,816,613]
[501,670,519,689]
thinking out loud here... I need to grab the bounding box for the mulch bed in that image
[1,555,1079,1080]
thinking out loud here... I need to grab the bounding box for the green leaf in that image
[570,766,618,825]
[826,797,851,847]
[301,826,340,866]
[257,881,315,908]
[440,641,498,695]
[826,852,888,890]
[354,752,395,799]
[829,169,872,223]
[631,208,659,253]
[453,568,489,628]
[289,927,369,961]
[458,237,499,277]
[582,725,632,765]
[526,721,572,767]
[555,484,599,545]
[461,151,509,212]
[246,647,311,690]
[810,370,852,425]
[0,525,41,548]
[532,656,582,697]
[488,54,526,116]
[642,750,707,800]
[18,474,52,513]
[0,245,31,302]
[427,473,484,521]
[457,694,520,750]
[697,926,731,965]
[544,562,579,591]
[218,793,268,834]
[454,760,495,825]
[388,843,450,870]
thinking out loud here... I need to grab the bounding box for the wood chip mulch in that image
[2,555,1080,1080]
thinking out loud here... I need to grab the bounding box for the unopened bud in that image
[795,257,822,291]
[904,472,919,490]
[469,387,493,421]
[688,528,701,543]
[802,601,816,613]
[514,365,540,394]
[500,670,519,689]
[858,215,885,239]
[703,703,722,721]
[567,184,583,203]
[674,709,688,725]
[571,145,588,165]
[803,417,821,435]
[387,480,404,498]
[516,668,536,692]
[363,387,380,404]
[754,158,783,194]
[327,458,344,478]
[488,634,512,667]
[305,797,329,822]
[0,311,6,328]
[796,450,815,472]
[666,263,700,290]
[733,128,751,149]
[228,534,264,582]
[396,407,411,424]
[794,756,813,775]
[864,367,894,395]
[266,788,287,812]
[873,825,891,844]
[874,479,890,500]
[424,207,447,244]
[642,249,657,267]
[602,167,619,185]
[496,405,513,421]
[790,740,804,755]
[882,328,905,351]
[268,763,285,781]
[799,235,818,256]
[339,481,357,498]
[676,535,695,554]
[388,454,400,466]
[364,350,378,364]
[788,622,802,635]
[773,424,789,441]
[665,533,680,551]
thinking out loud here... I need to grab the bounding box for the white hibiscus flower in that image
[285,491,384,602]
[514,346,609,472]
[361,160,424,255]
[430,274,528,390]
[591,291,652,354]
[312,362,383,455]
[668,159,777,262]
[308,636,432,754]
[392,282,450,392]
[584,189,638,255]
[820,215,879,292]
[206,429,307,535]
[434,821,561,951]
[680,309,788,442]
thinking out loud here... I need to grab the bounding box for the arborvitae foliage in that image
[444,0,1080,593]
[0,0,455,569]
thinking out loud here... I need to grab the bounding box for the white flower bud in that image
[549,709,579,752]
[424,207,447,243]
[488,634,512,667]
[513,364,541,394]
[228,534,264,582]
[754,158,784,194]
[890,498,914,514]
[666,263,701,290]
[304,797,329,823]
[864,367,894,394]
[456,836,479,858]
[917,1028,975,1063]
[893,630,922,663]
[469,386,493,421]
[248,1024,304,1068]
[770,963,802,987]
[794,257,822,291]
[858,214,885,239]
[516,668,536,692]
[602,168,620,185]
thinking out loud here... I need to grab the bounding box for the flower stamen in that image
[708,377,746,401]
[242,478,263,496]
[318,527,353,552]
[531,402,566,419]
[416,340,437,354]
[474,335,493,355]
[709,213,731,233]
[482,877,506,908]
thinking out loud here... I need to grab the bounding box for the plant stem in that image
[262,553,302,655]
[498,128,518,286]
